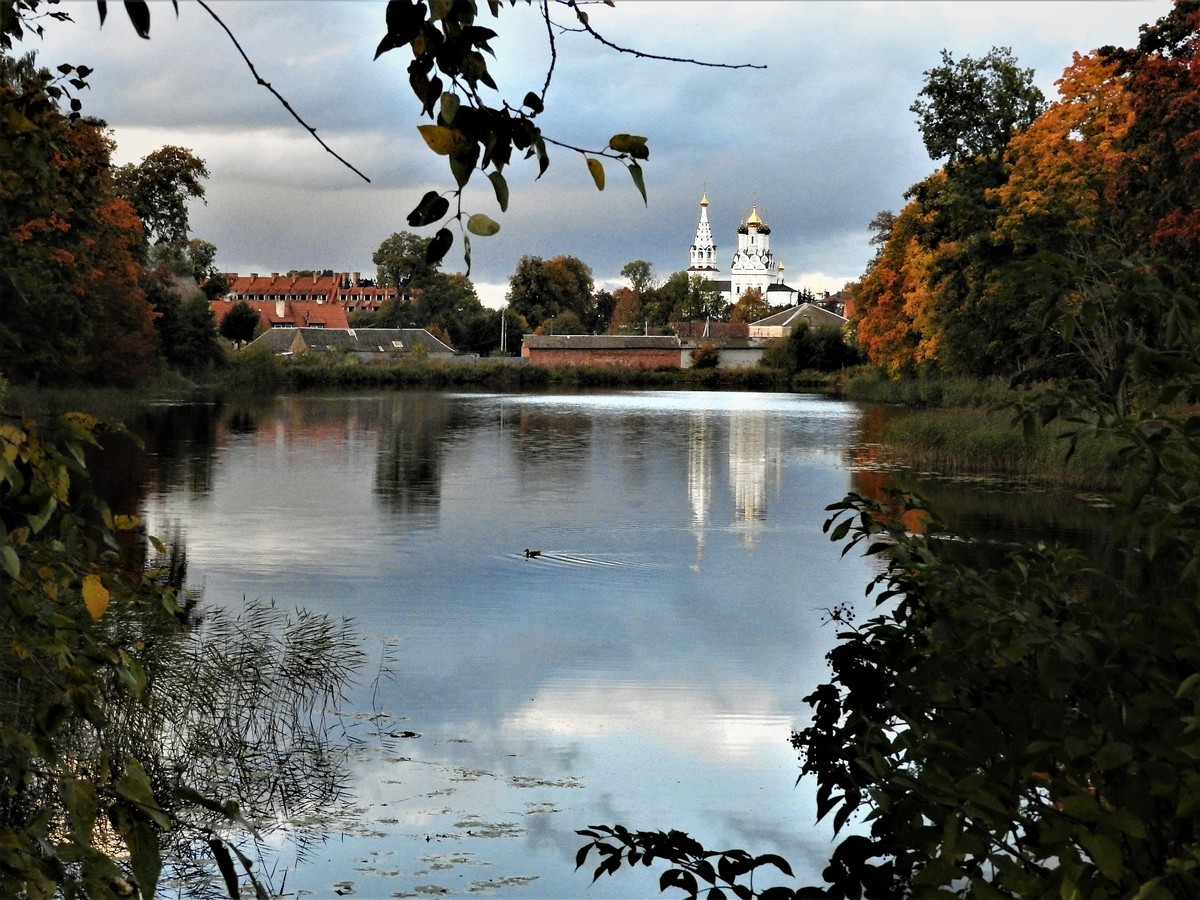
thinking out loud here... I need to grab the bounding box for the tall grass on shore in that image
[844,372,1037,409]
[879,406,1123,491]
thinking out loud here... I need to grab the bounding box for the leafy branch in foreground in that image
[577,825,800,900]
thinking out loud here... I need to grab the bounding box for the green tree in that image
[218,299,260,347]
[143,267,222,374]
[762,321,861,374]
[372,230,440,291]
[621,259,658,296]
[113,144,209,246]
[671,275,726,322]
[911,46,1045,166]
[901,46,1047,377]
[506,254,595,331]
[536,310,586,335]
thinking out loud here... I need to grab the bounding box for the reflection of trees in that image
[374,393,460,520]
[511,408,593,489]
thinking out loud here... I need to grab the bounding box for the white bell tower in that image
[688,194,719,276]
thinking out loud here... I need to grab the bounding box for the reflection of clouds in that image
[504,682,795,764]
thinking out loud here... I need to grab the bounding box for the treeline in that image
[851,8,1199,382]
[361,234,819,355]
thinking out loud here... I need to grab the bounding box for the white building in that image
[686,196,806,307]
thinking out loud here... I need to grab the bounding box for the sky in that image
[16,0,1177,308]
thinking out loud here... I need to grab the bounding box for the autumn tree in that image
[0,54,159,385]
[852,195,940,377]
[991,51,1138,381]
[607,286,643,334]
[1106,0,1200,287]
[730,286,770,324]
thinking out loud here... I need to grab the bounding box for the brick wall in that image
[524,348,681,369]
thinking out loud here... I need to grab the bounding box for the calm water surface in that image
[125,389,898,896]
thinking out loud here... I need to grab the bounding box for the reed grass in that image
[879,407,1124,491]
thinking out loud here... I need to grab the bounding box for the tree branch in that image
[555,0,767,71]
[195,0,371,183]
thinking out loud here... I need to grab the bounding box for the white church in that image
[687,194,808,307]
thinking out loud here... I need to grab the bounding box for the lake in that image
[100,388,1079,898]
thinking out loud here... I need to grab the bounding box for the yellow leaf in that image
[586,157,605,191]
[417,124,471,156]
[82,574,110,620]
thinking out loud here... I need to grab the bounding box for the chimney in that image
[250,273,258,279]
[271,272,279,279]
[352,271,360,286]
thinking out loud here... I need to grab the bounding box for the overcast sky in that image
[18,0,1175,307]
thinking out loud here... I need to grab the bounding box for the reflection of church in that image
[687,195,807,307]
[686,408,783,563]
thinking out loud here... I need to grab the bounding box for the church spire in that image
[688,194,718,275]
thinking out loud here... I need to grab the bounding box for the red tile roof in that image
[220,272,398,313]
[210,298,350,331]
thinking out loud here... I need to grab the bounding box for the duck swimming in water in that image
[524,549,542,559]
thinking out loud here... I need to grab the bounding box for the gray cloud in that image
[20,0,1174,306]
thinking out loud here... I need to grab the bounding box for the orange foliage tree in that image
[853,196,941,377]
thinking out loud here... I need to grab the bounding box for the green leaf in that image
[1094,741,1133,771]
[628,162,647,205]
[125,818,162,898]
[609,133,650,160]
[427,228,454,266]
[0,544,18,578]
[116,759,170,830]
[522,91,544,114]
[124,0,151,38]
[488,171,509,212]
[586,157,605,191]
[440,91,460,124]
[209,839,241,899]
[1079,831,1122,881]
[466,214,500,237]
[61,776,97,843]
[407,191,450,227]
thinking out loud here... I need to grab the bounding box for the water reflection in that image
[100,389,1117,898]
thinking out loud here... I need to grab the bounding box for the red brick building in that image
[220,272,398,314]
[521,335,681,368]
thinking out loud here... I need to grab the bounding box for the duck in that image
[524,549,542,559]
